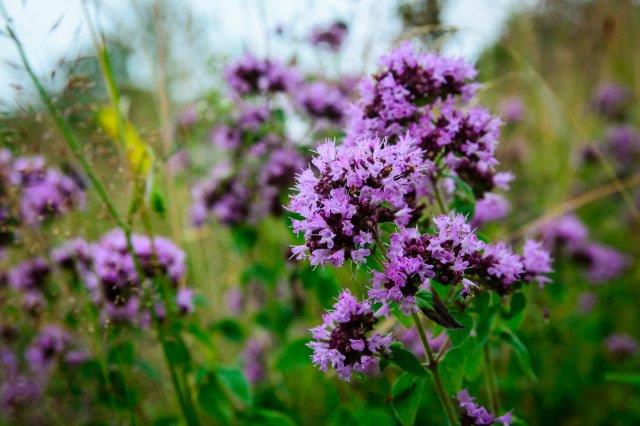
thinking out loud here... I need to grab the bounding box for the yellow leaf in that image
[96,107,153,175]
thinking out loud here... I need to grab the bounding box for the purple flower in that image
[309,21,348,51]
[521,239,553,286]
[539,214,589,252]
[576,291,597,314]
[92,229,189,324]
[457,389,512,425]
[574,243,628,284]
[26,326,71,374]
[225,54,300,96]
[308,290,392,381]
[590,82,632,120]
[346,41,478,144]
[176,288,195,314]
[397,327,447,358]
[225,288,245,316]
[468,239,552,294]
[471,193,510,228]
[605,333,638,358]
[289,135,431,266]
[51,238,92,272]
[1,375,42,414]
[20,169,85,225]
[498,96,525,124]
[603,125,640,169]
[370,214,483,312]
[177,104,198,127]
[8,258,50,293]
[296,81,349,124]
[242,337,269,384]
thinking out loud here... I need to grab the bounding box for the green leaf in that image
[275,338,311,372]
[391,373,425,426]
[389,342,428,377]
[353,406,395,426]
[500,327,537,381]
[164,339,190,366]
[216,366,253,406]
[448,313,473,346]
[197,372,232,423]
[186,323,214,348]
[415,289,463,329]
[461,338,484,381]
[440,347,465,394]
[149,185,166,217]
[108,341,135,365]
[245,409,296,426]
[230,226,258,252]
[211,318,245,342]
[451,176,476,218]
[503,292,527,330]
[605,372,640,387]
[392,304,414,328]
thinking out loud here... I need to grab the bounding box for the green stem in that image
[412,312,458,425]
[483,344,501,413]
[432,179,447,214]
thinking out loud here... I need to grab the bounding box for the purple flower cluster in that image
[590,82,632,120]
[605,333,638,359]
[346,42,509,197]
[89,229,190,324]
[225,54,300,97]
[369,213,551,308]
[192,105,305,227]
[296,80,350,125]
[603,125,640,170]
[370,214,483,312]
[309,21,348,51]
[471,193,510,228]
[242,337,270,384]
[498,96,525,125]
[289,135,430,266]
[8,257,51,314]
[468,239,552,294]
[309,290,391,381]
[397,326,447,358]
[457,389,512,425]
[540,214,628,284]
[25,326,72,374]
[0,151,85,252]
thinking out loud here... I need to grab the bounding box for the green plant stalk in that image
[483,344,501,413]
[412,312,458,425]
[140,209,201,424]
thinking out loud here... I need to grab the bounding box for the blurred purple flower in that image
[309,21,348,51]
[296,81,349,124]
[590,82,632,120]
[471,193,510,228]
[225,54,300,96]
[498,96,525,124]
[8,258,50,293]
[242,337,269,384]
[397,327,447,358]
[606,333,638,358]
[576,291,597,314]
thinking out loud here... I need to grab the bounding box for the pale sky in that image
[0,0,533,107]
